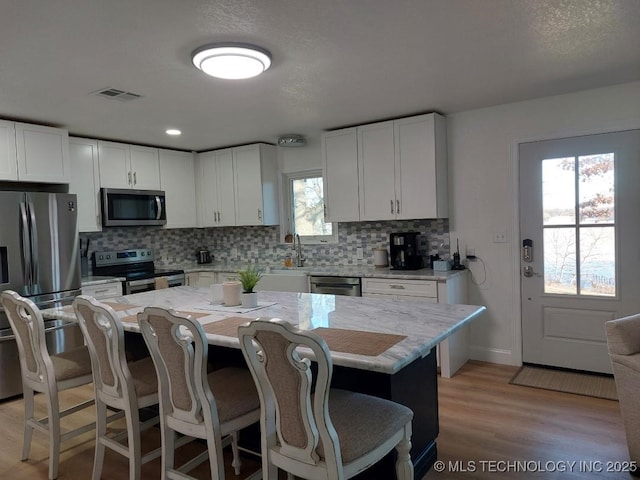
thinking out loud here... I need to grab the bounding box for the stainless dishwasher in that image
[309,276,361,296]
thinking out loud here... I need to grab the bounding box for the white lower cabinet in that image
[362,274,468,377]
[82,281,122,300]
[186,272,218,287]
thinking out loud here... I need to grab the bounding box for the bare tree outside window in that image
[292,176,332,236]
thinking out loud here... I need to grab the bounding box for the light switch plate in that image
[356,247,363,260]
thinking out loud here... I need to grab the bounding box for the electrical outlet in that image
[356,247,364,260]
[493,231,507,243]
[230,248,238,259]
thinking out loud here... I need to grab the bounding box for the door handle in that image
[523,265,541,278]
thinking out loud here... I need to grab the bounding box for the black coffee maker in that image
[390,232,423,270]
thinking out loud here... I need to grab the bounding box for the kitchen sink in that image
[256,271,310,293]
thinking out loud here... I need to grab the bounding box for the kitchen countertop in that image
[178,262,466,281]
[42,286,484,375]
[81,276,125,286]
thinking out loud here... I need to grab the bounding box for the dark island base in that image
[124,333,440,479]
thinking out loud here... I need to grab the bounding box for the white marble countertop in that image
[178,262,466,281]
[43,286,484,375]
[81,276,125,286]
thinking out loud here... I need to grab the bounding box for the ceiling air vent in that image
[92,87,143,102]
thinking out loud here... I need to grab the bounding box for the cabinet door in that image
[130,145,160,190]
[0,120,17,181]
[196,152,218,227]
[159,149,197,228]
[98,141,131,188]
[358,121,396,221]
[322,128,360,222]
[395,113,448,219]
[15,123,70,183]
[234,145,264,225]
[69,138,101,232]
[216,150,236,226]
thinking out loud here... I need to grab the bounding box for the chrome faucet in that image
[294,234,305,267]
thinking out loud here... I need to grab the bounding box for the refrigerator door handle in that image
[19,201,32,288]
[28,201,39,286]
[155,195,162,220]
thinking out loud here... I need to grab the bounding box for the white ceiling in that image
[1,0,639,152]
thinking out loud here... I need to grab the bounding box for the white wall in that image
[448,81,640,366]
[278,132,322,174]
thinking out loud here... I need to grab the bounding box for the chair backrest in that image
[138,307,219,431]
[73,295,135,403]
[0,290,55,390]
[238,318,342,469]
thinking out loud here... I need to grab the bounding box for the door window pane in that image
[543,157,575,225]
[578,153,614,224]
[544,228,577,294]
[580,226,615,297]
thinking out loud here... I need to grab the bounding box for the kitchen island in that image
[43,286,485,479]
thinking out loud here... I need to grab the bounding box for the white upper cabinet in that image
[321,127,360,222]
[195,149,236,227]
[394,113,448,219]
[98,140,160,190]
[0,120,17,181]
[196,143,279,227]
[68,138,101,232]
[234,144,279,226]
[358,121,396,221]
[13,122,70,183]
[159,149,197,228]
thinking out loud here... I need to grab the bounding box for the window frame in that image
[281,170,338,245]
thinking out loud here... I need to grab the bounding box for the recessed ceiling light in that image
[166,129,181,136]
[192,43,271,80]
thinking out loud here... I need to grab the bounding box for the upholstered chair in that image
[138,306,262,480]
[605,314,640,476]
[238,318,414,480]
[74,295,162,480]
[0,290,95,480]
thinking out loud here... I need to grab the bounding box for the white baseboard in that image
[469,345,520,366]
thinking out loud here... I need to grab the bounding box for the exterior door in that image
[520,130,640,373]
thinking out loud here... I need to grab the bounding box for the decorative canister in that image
[373,248,389,268]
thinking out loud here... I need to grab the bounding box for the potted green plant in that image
[237,264,263,308]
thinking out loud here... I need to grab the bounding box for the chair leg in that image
[92,402,108,480]
[126,408,142,480]
[161,424,175,478]
[231,430,242,475]
[46,391,61,480]
[21,387,35,461]
[394,423,414,480]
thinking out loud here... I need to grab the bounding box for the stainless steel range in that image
[92,249,185,295]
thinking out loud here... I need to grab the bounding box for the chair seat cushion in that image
[208,367,260,423]
[128,357,159,397]
[51,345,93,382]
[319,389,413,464]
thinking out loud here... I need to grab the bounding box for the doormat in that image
[509,365,618,401]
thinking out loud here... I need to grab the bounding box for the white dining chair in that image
[1,290,95,480]
[238,318,414,480]
[74,295,161,480]
[138,306,262,479]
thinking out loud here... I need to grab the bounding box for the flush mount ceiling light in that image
[277,134,306,147]
[191,43,272,80]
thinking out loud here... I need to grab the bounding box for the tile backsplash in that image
[80,219,450,273]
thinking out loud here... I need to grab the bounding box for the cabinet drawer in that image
[82,282,122,300]
[361,278,438,298]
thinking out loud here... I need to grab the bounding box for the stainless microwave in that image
[101,188,166,227]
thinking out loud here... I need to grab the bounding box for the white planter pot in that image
[241,292,258,308]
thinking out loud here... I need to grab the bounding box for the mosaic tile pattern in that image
[80,219,450,273]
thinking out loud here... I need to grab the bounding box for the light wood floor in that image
[0,361,630,479]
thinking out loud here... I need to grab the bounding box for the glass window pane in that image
[578,153,614,224]
[579,226,615,297]
[292,177,332,236]
[544,228,576,295]
[542,157,576,225]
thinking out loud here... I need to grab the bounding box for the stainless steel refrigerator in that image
[0,191,85,400]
